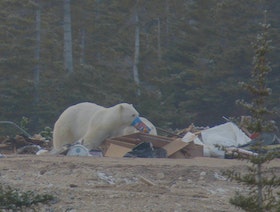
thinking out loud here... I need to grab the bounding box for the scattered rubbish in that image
[163,132,199,157]
[0,134,52,155]
[213,172,227,181]
[17,145,41,154]
[138,176,155,186]
[104,132,203,159]
[97,172,115,184]
[36,149,49,155]
[124,142,166,158]
[240,132,280,149]
[225,147,258,159]
[1,120,279,160]
[66,144,91,156]
[198,122,251,158]
[69,184,78,188]
[66,144,104,157]
[131,117,151,133]
[89,150,103,157]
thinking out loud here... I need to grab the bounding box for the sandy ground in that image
[1,155,280,212]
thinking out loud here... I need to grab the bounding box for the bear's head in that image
[117,103,139,126]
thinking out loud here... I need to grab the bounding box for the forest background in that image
[0,0,279,135]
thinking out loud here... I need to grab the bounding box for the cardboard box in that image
[104,132,203,159]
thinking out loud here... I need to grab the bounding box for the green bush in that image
[0,183,55,211]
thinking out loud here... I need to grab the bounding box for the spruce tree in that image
[226,11,280,212]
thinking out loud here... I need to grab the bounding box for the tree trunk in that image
[64,0,73,74]
[33,0,41,130]
[34,0,41,99]
[157,17,162,62]
[79,28,85,65]
[165,0,170,47]
[133,2,140,96]
[257,163,263,210]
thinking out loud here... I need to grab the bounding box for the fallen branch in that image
[0,121,31,137]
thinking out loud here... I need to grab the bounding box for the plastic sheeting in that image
[200,122,251,158]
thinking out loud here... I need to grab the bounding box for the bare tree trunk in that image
[34,0,41,99]
[64,0,73,74]
[133,1,140,96]
[165,0,170,47]
[95,0,101,62]
[157,17,162,62]
[79,28,85,65]
[257,163,263,210]
[33,0,41,130]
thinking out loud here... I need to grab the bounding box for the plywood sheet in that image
[162,138,190,156]
[104,143,132,157]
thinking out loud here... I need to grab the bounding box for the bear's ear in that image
[119,104,124,111]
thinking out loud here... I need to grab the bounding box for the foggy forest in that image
[0,0,279,135]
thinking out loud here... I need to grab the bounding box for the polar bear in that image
[51,102,140,154]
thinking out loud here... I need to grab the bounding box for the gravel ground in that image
[1,155,280,212]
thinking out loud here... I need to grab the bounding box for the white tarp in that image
[201,122,251,147]
[199,122,251,158]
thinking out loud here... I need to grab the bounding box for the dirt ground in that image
[1,155,280,212]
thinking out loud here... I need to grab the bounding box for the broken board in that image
[162,138,191,156]
[104,143,132,157]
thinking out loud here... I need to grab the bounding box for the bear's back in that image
[69,102,103,128]
[55,102,104,139]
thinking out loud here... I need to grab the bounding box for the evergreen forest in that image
[0,0,279,135]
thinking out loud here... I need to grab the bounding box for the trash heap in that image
[1,122,279,159]
[0,134,52,155]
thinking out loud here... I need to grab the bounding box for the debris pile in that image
[1,122,279,159]
[0,134,52,155]
[103,132,203,159]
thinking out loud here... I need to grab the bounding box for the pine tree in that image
[236,11,277,134]
[226,11,280,212]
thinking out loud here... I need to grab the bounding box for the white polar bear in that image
[51,102,139,154]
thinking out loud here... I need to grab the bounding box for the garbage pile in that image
[0,122,279,159]
[0,134,52,155]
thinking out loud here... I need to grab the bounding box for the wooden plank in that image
[112,137,142,145]
[162,138,191,156]
[169,150,186,159]
[109,132,172,148]
[138,133,173,142]
[104,143,132,157]
[120,133,140,139]
[0,144,10,148]
[180,141,204,158]
[122,132,173,142]
[105,139,136,148]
